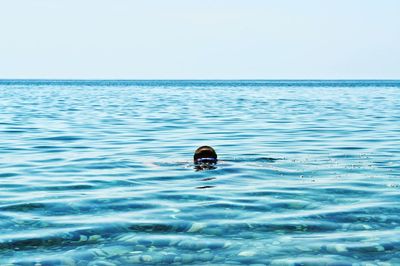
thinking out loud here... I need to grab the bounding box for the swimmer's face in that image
[194,146,218,165]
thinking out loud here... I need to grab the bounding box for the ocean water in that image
[0,80,399,266]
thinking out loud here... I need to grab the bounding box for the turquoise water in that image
[0,80,399,266]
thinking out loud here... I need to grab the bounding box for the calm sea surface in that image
[0,80,399,266]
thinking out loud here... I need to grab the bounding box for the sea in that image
[0,80,399,266]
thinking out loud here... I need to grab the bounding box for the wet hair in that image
[194,146,218,164]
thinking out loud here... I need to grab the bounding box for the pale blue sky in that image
[0,0,399,79]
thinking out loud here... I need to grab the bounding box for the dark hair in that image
[194,146,217,163]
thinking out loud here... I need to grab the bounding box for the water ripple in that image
[0,81,399,265]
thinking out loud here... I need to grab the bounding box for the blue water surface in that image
[0,80,399,265]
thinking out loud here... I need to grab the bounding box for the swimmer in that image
[194,146,217,170]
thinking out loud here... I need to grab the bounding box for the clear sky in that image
[0,0,399,79]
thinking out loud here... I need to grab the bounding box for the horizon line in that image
[1,79,400,82]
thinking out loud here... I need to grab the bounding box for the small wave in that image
[0,173,19,178]
[36,136,83,142]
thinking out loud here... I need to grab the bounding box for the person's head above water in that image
[194,146,218,164]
